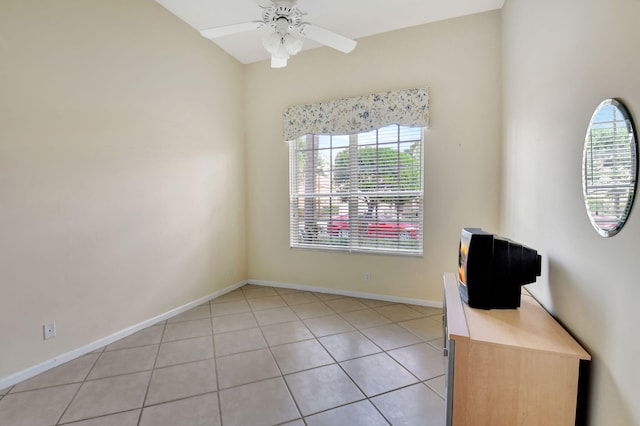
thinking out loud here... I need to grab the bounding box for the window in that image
[289,124,423,255]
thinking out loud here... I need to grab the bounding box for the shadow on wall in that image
[547,259,635,426]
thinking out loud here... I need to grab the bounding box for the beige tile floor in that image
[0,284,446,426]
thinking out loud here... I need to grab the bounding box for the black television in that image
[457,228,541,309]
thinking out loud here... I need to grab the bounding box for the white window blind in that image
[289,125,423,255]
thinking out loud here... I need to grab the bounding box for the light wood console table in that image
[443,272,590,426]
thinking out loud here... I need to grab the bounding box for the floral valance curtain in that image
[282,87,430,141]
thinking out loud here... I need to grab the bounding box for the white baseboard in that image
[0,280,247,391]
[248,279,443,308]
[1,278,439,390]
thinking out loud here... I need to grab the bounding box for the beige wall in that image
[0,0,246,378]
[245,11,502,302]
[502,0,640,424]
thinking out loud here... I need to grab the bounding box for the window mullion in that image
[303,135,319,243]
[348,134,359,251]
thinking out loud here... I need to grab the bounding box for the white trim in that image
[248,279,442,308]
[0,280,247,391]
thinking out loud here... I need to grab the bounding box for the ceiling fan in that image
[199,0,357,68]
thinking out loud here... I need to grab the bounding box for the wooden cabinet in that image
[443,272,590,426]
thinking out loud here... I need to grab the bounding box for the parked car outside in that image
[326,215,419,240]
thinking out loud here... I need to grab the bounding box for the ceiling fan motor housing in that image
[262,4,304,34]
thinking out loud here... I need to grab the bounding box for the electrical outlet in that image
[227,267,233,278]
[364,272,371,281]
[43,322,56,340]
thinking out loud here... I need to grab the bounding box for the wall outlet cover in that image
[43,322,56,340]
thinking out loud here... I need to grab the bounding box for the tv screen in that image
[457,228,541,309]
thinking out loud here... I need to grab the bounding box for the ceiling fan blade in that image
[299,24,357,53]
[200,21,264,39]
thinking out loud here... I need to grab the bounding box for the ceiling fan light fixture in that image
[271,55,288,68]
[283,33,303,55]
[262,32,283,53]
[262,26,303,68]
[269,42,291,68]
[264,34,291,68]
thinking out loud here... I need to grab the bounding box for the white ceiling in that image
[155,0,504,64]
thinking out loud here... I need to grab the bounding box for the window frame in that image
[289,125,424,256]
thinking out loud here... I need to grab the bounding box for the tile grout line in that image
[54,345,105,425]
[136,318,168,426]
[208,301,224,426]
[245,287,306,425]
[278,289,406,424]
[261,287,383,423]
[281,291,385,424]
[313,331,391,424]
[316,307,418,425]
[258,326,306,424]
